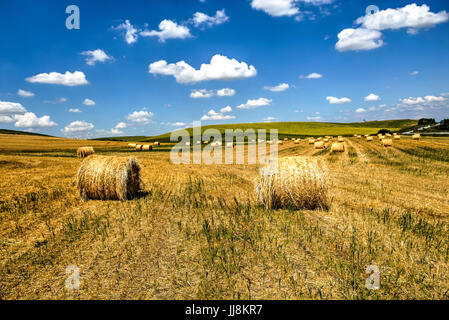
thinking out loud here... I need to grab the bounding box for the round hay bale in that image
[331,142,344,152]
[128,143,137,148]
[77,146,95,158]
[382,139,393,147]
[294,139,300,144]
[77,155,142,201]
[393,135,401,140]
[412,134,421,140]
[135,144,143,151]
[366,136,373,142]
[323,138,329,142]
[226,142,234,148]
[153,142,160,146]
[308,139,315,144]
[338,137,344,142]
[255,157,329,210]
[314,141,325,149]
[142,144,152,151]
[277,141,284,145]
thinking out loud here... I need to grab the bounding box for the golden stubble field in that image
[0,133,448,299]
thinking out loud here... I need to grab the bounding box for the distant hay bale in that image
[277,141,284,145]
[284,138,288,141]
[77,155,142,201]
[308,139,316,144]
[226,142,234,148]
[323,138,329,142]
[366,136,373,142]
[77,146,95,158]
[412,134,421,140]
[186,142,190,146]
[317,137,323,141]
[382,139,393,147]
[378,135,385,141]
[255,157,329,210]
[153,142,160,146]
[142,144,152,151]
[294,140,300,144]
[393,135,401,140]
[338,137,344,142]
[386,133,392,137]
[128,143,136,148]
[135,144,143,151]
[331,142,344,152]
[314,141,325,149]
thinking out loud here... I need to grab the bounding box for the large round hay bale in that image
[77,146,95,158]
[314,141,325,149]
[76,155,142,201]
[135,144,143,151]
[323,138,329,142]
[338,137,344,142]
[128,143,136,148]
[153,141,161,146]
[382,139,393,147]
[308,139,315,144]
[366,136,373,142]
[393,135,401,140]
[255,157,329,210]
[331,142,344,152]
[412,134,421,140]
[142,144,152,151]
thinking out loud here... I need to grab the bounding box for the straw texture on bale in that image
[77,155,142,201]
[331,142,344,152]
[314,141,325,149]
[255,157,329,210]
[142,144,152,151]
[412,134,421,140]
[77,146,95,158]
[382,139,393,147]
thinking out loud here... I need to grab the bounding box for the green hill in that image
[0,129,51,137]
[95,119,418,143]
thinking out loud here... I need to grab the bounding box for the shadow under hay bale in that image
[77,155,142,201]
[255,157,329,211]
[77,146,95,158]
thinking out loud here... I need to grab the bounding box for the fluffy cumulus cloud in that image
[140,19,191,42]
[335,28,384,52]
[216,88,235,96]
[264,116,278,122]
[62,120,93,133]
[0,101,27,114]
[162,121,186,127]
[220,106,232,113]
[149,54,257,84]
[69,108,82,113]
[264,83,289,92]
[336,4,448,52]
[26,71,88,86]
[251,0,300,17]
[201,109,236,121]
[326,96,352,104]
[400,95,446,105]
[306,116,322,121]
[301,73,323,79]
[355,108,367,113]
[236,98,272,109]
[82,98,96,106]
[126,110,154,124]
[192,9,229,27]
[365,93,380,101]
[80,49,113,66]
[0,115,15,123]
[17,89,34,98]
[113,20,139,44]
[190,89,215,99]
[14,112,57,128]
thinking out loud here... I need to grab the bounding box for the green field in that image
[95,119,418,142]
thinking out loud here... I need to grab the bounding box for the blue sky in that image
[1,0,448,137]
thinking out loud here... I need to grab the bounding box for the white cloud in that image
[307,116,322,121]
[400,97,425,105]
[80,49,113,66]
[82,98,96,106]
[201,109,236,121]
[0,101,27,114]
[17,89,34,98]
[251,0,300,17]
[301,73,323,79]
[326,96,352,104]
[115,122,128,129]
[69,108,82,113]
[192,9,229,27]
[190,89,215,99]
[26,71,89,86]
[264,83,289,92]
[236,98,272,109]
[59,98,67,103]
[335,28,383,52]
[14,112,57,128]
[113,20,139,44]
[126,110,155,124]
[166,122,186,127]
[220,106,232,113]
[216,88,235,96]
[365,93,380,101]
[264,116,278,122]
[356,4,449,31]
[411,71,419,76]
[0,115,14,123]
[140,19,191,42]
[149,54,257,84]
[355,108,367,113]
[424,95,446,102]
[62,120,94,133]
[399,95,446,105]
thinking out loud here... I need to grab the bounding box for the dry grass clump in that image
[142,145,152,151]
[314,141,325,149]
[382,139,393,147]
[76,155,142,201]
[412,134,421,140]
[77,146,95,158]
[255,157,329,210]
[366,136,373,142]
[331,142,345,152]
